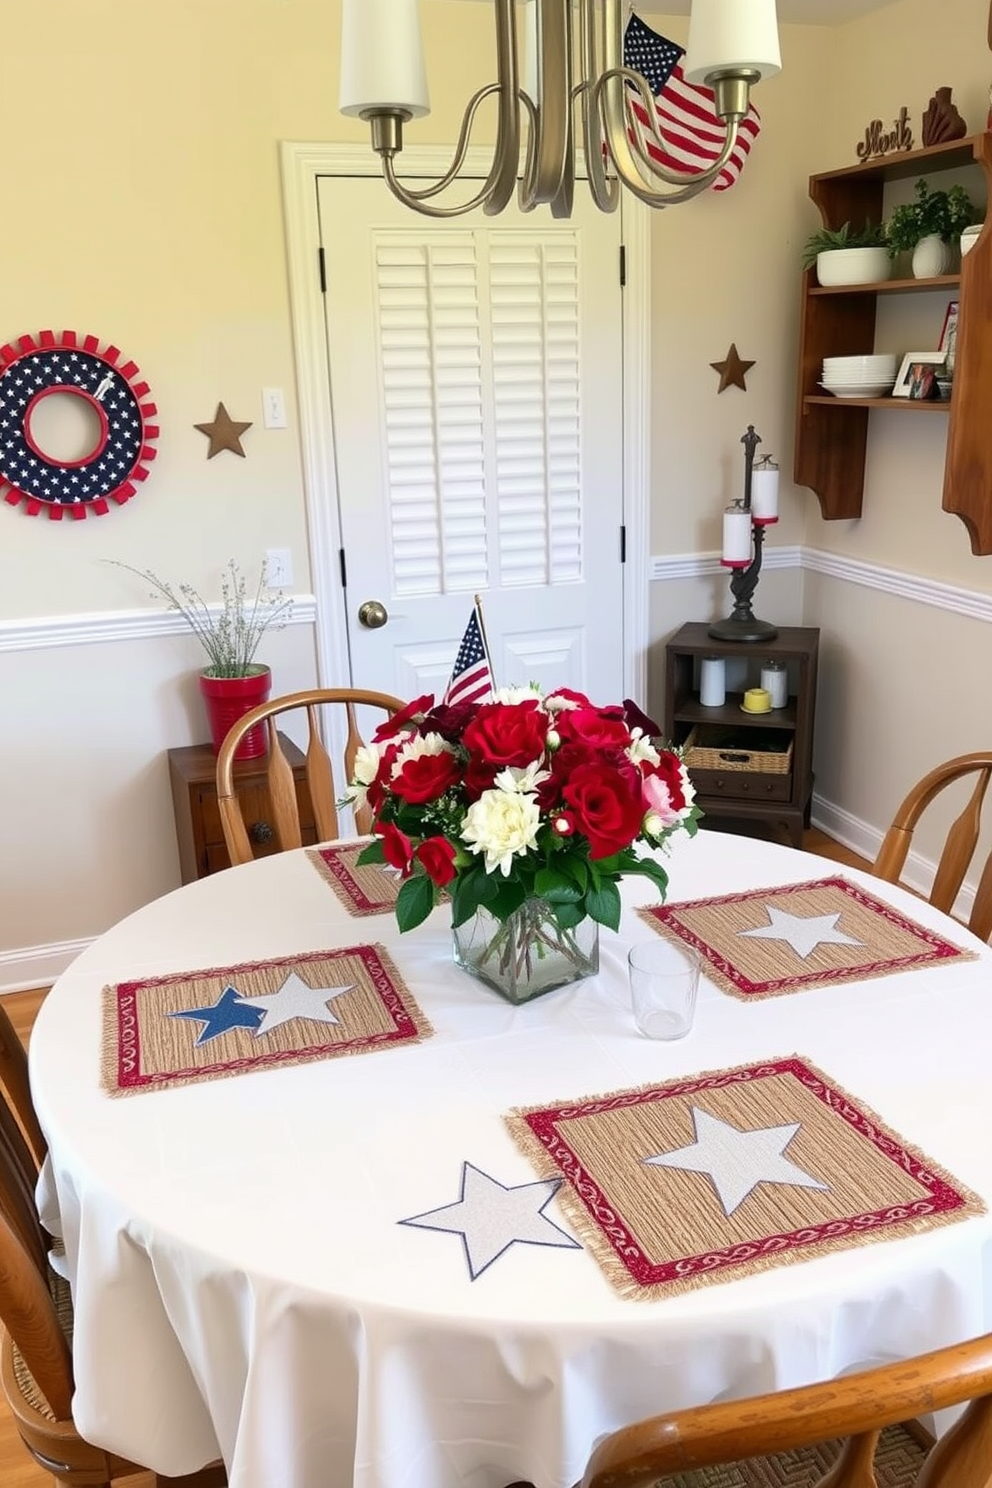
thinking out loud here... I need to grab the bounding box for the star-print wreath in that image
[0,330,158,519]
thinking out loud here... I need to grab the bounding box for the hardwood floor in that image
[0,826,871,1485]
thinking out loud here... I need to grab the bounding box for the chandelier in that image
[339,0,781,219]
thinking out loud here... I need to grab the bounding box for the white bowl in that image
[819,381,893,398]
[822,354,897,372]
[961,225,982,258]
[815,247,891,288]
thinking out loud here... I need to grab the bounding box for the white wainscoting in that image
[0,597,317,653]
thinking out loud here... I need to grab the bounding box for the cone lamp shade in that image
[684,0,782,84]
[339,0,430,120]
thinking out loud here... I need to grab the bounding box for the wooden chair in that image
[580,1332,992,1488]
[0,998,46,1174]
[215,687,405,866]
[872,751,992,942]
[0,1068,229,1486]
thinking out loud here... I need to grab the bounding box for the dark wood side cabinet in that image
[168,734,317,883]
[663,624,819,850]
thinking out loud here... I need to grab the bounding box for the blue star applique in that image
[169,985,265,1046]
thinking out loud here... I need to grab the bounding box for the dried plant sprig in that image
[112,559,293,677]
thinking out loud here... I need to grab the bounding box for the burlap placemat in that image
[307,842,402,916]
[507,1055,985,1299]
[102,943,432,1095]
[638,876,975,1000]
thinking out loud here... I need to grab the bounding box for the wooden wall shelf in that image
[794,133,992,552]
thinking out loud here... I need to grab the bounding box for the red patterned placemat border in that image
[307,842,399,916]
[103,943,431,1096]
[638,876,975,999]
[507,1055,985,1298]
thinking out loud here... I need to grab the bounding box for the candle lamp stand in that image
[709,425,778,643]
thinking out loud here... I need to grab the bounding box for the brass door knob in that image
[358,600,388,629]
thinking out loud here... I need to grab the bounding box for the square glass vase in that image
[452,898,599,1004]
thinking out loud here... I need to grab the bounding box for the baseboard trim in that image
[0,938,96,996]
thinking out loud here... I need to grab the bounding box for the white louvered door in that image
[317,177,624,702]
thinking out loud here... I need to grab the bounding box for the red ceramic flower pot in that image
[198,666,271,760]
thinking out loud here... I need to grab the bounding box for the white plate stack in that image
[820,354,898,398]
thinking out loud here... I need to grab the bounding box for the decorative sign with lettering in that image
[857,106,913,162]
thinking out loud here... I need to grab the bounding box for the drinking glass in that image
[628,939,701,1040]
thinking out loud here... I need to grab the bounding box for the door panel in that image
[318,178,624,703]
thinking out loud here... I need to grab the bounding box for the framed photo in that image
[938,299,959,371]
[892,350,948,398]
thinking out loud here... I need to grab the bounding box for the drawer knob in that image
[249,820,274,844]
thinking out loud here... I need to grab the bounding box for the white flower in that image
[493,684,545,706]
[493,761,550,794]
[343,742,384,808]
[627,731,661,767]
[390,730,455,777]
[461,788,541,876]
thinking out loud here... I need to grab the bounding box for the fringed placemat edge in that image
[504,1053,987,1300]
[306,842,391,917]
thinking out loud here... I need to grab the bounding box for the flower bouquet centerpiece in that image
[345,687,700,1004]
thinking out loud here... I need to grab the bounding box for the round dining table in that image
[28,828,992,1488]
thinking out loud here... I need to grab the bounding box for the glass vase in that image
[452,897,599,1004]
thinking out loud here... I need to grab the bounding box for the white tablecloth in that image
[29,831,992,1488]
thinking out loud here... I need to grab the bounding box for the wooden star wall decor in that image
[710,343,755,394]
[194,402,253,458]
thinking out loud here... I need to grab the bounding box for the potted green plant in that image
[885,178,978,278]
[801,220,891,287]
[115,559,293,759]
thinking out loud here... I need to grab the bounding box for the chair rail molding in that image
[0,598,317,654]
[651,547,992,624]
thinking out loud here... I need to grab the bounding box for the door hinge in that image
[619,524,626,563]
[339,547,347,588]
[318,245,327,294]
[619,244,626,287]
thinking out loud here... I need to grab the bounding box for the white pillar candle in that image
[751,460,780,525]
[760,661,788,708]
[721,503,752,567]
[700,656,726,707]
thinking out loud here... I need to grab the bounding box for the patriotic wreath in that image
[0,330,158,520]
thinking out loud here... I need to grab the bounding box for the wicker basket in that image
[682,725,793,775]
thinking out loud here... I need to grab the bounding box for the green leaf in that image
[490,879,527,921]
[534,866,582,904]
[395,874,436,932]
[585,879,622,931]
[449,868,499,927]
[356,840,385,867]
[553,900,585,929]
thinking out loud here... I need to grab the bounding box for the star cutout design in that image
[247,971,355,1037]
[645,1106,829,1216]
[710,342,755,393]
[738,905,864,960]
[400,1162,581,1279]
[194,402,252,458]
[169,985,264,1046]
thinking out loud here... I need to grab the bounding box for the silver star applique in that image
[400,1162,581,1279]
[246,971,355,1037]
[644,1106,829,1216]
[738,905,863,960]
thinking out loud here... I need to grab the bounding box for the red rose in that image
[377,821,413,877]
[555,706,632,752]
[366,741,400,814]
[545,687,592,709]
[421,702,475,742]
[391,750,460,804]
[463,756,498,801]
[462,701,548,769]
[373,693,434,742]
[416,835,458,887]
[562,762,644,859]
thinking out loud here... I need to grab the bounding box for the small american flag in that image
[623,13,761,193]
[443,603,495,708]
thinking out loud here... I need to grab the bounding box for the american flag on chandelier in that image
[623,12,761,193]
[443,599,495,708]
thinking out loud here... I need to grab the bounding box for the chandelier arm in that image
[518,0,573,214]
[578,0,620,213]
[373,86,501,205]
[596,68,742,204]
